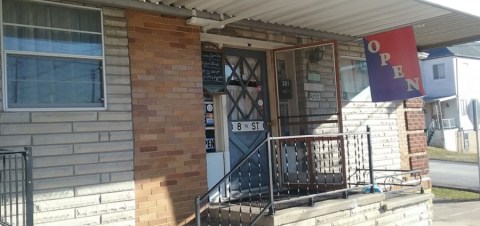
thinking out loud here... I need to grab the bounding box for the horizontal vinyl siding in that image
[0,6,135,226]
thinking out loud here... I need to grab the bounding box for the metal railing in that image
[0,148,33,226]
[194,126,424,226]
[373,169,424,193]
[426,120,436,145]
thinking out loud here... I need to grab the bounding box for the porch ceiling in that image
[135,0,480,50]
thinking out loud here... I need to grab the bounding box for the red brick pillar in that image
[126,10,207,226]
[404,98,431,188]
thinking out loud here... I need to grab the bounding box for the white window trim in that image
[3,23,103,35]
[1,0,107,112]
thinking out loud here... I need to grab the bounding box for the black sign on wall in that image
[202,51,224,93]
[278,79,292,99]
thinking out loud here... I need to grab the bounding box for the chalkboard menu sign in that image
[202,51,224,93]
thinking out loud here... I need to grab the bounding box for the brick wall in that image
[404,99,429,175]
[410,154,429,172]
[126,10,207,226]
[405,98,424,108]
[0,7,135,225]
[408,133,427,154]
[406,111,426,131]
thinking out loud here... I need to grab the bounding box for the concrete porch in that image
[200,193,433,226]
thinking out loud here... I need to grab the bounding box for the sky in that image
[422,0,480,17]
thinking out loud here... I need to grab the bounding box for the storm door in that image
[223,48,270,190]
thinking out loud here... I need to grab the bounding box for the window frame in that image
[339,56,371,102]
[1,0,107,111]
[432,63,446,80]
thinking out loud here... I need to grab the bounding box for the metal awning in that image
[85,0,480,49]
[124,0,480,50]
[423,95,457,103]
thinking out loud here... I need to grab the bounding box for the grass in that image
[432,187,480,201]
[427,146,478,163]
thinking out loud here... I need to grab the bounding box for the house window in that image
[433,63,445,80]
[340,58,371,101]
[2,0,105,110]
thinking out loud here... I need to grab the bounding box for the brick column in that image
[404,99,428,171]
[126,10,207,226]
[403,98,431,188]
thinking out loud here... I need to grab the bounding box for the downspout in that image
[455,57,461,129]
[454,57,463,152]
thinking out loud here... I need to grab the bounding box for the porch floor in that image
[195,192,433,226]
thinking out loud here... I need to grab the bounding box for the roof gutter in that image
[79,0,217,19]
[232,20,355,42]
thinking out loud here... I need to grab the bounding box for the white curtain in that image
[3,0,102,56]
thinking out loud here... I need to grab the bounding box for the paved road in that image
[433,199,480,226]
[429,160,480,191]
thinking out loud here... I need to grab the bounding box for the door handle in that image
[267,121,273,127]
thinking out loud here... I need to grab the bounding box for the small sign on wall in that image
[278,79,292,99]
[309,92,322,101]
[205,137,215,151]
[231,121,265,132]
[205,103,214,126]
[307,72,321,82]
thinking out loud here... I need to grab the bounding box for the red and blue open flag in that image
[363,26,425,102]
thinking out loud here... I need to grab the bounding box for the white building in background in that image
[421,42,480,152]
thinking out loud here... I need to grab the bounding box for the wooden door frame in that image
[271,40,347,189]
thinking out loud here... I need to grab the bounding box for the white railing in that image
[442,118,456,129]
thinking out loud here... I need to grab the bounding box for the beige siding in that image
[0,7,135,226]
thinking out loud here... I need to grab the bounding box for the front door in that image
[223,48,270,190]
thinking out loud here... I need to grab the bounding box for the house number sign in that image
[231,121,264,132]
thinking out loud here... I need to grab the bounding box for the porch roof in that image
[423,95,457,103]
[116,0,480,50]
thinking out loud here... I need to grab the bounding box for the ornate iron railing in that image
[194,126,424,226]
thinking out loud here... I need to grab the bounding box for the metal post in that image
[366,126,375,193]
[267,133,275,215]
[24,147,33,226]
[195,196,201,226]
[472,101,480,195]
[437,101,444,130]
